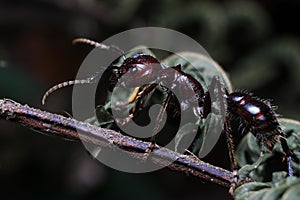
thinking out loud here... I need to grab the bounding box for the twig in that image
[0,98,245,189]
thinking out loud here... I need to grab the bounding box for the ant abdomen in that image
[226,91,282,151]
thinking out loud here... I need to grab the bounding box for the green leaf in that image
[198,113,224,157]
[237,152,264,183]
[247,189,270,200]
[281,184,300,200]
[271,171,287,185]
[85,104,114,128]
[95,105,114,125]
[174,122,199,153]
[234,175,300,200]
[262,176,300,200]
[234,182,270,198]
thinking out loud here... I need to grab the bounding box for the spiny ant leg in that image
[224,116,238,171]
[225,114,247,196]
[146,91,172,153]
[227,121,252,196]
[279,135,294,176]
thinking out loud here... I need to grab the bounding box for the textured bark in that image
[0,98,250,189]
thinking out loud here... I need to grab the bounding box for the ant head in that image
[116,54,163,87]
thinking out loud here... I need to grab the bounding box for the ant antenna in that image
[42,73,100,105]
[72,38,126,60]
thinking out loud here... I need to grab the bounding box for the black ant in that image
[42,38,295,194]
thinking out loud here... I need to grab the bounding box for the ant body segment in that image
[112,53,210,121]
[42,38,295,194]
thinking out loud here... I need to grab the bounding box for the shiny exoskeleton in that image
[225,92,294,190]
[227,92,283,151]
[224,91,295,195]
[42,38,295,194]
[117,56,294,174]
[115,54,210,119]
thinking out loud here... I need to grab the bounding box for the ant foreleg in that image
[115,84,158,126]
[113,87,140,108]
[131,84,158,114]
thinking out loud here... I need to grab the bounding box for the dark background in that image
[0,0,300,199]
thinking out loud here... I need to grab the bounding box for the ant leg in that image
[131,84,158,114]
[128,87,141,104]
[114,87,140,108]
[115,84,157,126]
[224,115,239,196]
[224,117,239,171]
[146,91,172,152]
[279,135,294,176]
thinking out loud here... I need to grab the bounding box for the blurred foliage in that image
[1,0,300,200]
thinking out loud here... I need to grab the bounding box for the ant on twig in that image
[42,38,296,194]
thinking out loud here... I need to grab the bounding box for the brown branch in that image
[0,98,241,188]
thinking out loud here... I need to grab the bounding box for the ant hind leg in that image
[224,115,239,197]
[279,134,295,177]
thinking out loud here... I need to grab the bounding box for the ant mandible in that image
[42,38,295,194]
